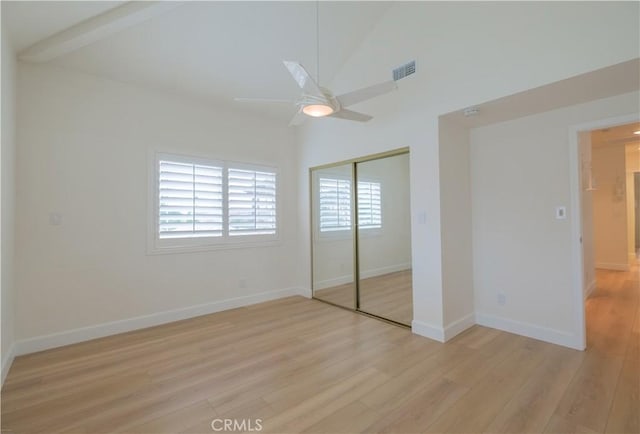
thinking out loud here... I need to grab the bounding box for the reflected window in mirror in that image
[317,177,382,234]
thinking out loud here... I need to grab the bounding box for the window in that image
[228,168,277,236]
[158,160,223,239]
[151,153,278,253]
[357,181,382,229]
[318,178,382,232]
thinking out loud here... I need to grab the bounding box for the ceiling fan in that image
[234,2,415,126]
[235,60,415,126]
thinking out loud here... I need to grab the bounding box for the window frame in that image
[147,151,280,255]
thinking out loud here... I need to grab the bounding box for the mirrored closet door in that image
[310,149,413,326]
[356,153,412,325]
[311,163,356,309]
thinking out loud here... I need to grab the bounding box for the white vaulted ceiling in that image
[3,1,126,51]
[4,1,392,121]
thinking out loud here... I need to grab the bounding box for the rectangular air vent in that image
[393,60,416,81]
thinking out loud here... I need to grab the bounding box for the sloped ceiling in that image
[4,1,393,121]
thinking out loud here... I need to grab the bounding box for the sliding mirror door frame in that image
[310,147,411,327]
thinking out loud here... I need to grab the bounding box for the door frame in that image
[568,113,640,350]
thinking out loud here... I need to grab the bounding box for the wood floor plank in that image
[260,367,390,433]
[605,313,640,434]
[544,414,601,434]
[302,401,380,434]
[362,378,469,434]
[361,343,470,414]
[123,400,217,434]
[314,270,412,325]
[485,346,585,433]
[550,352,624,433]
[425,340,550,433]
[2,264,638,434]
[443,332,525,388]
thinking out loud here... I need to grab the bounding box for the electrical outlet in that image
[497,293,506,306]
[49,213,62,226]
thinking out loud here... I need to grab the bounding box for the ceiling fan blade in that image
[234,97,295,104]
[336,81,397,108]
[289,108,306,126]
[330,109,373,122]
[283,61,324,97]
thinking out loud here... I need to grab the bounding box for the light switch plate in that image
[555,206,567,220]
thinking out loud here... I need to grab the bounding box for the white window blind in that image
[318,178,382,232]
[228,168,277,236]
[158,160,224,239]
[357,181,382,229]
[319,178,352,232]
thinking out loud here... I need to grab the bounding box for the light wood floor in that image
[314,270,413,325]
[1,267,638,433]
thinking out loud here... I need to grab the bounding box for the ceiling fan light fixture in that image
[303,104,334,117]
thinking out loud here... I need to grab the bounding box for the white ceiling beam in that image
[18,1,183,63]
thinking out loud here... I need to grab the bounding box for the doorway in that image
[309,149,413,326]
[572,116,640,349]
[635,173,640,254]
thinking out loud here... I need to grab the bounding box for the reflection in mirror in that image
[311,164,355,309]
[357,153,413,325]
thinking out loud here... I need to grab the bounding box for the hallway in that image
[564,266,640,433]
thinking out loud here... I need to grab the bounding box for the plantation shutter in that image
[319,178,352,231]
[358,181,382,229]
[158,160,223,238]
[228,168,277,236]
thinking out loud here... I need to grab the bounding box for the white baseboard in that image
[297,286,312,299]
[314,263,411,290]
[314,275,352,290]
[13,287,307,357]
[475,312,582,350]
[443,313,475,341]
[585,279,596,299]
[411,320,445,342]
[1,343,16,386]
[596,262,629,271]
[360,263,411,279]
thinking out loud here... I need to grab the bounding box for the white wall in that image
[439,118,473,333]
[592,143,629,270]
[1,6,17,382]
[14,63,300,349]
[471,92,640,347]
[296,1,640,341]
